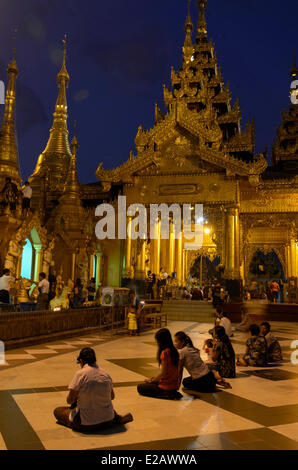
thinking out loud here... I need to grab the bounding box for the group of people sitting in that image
[54,318,283,432]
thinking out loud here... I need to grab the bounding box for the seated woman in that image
[203,338,232,388]
[237,324,267,367]
[137,328,182,400]
[260,322,282,362]
[236,309,251,332]
[54,348,133,431]
[174,331,217,392]
[212,326,236,378]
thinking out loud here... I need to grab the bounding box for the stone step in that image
[161,301,215,322]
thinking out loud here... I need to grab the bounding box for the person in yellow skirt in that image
[127,305,138,336]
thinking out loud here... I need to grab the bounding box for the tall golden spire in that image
[57,124,85,229]
[0,28,21,186]
[196,0,208,41]
[183,0,194,65]
[61,127,81,201]
[31,34,71,186]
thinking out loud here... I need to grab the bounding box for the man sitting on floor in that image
[54,347,133,431]
[237,324,267,367]
[260,322,283,363]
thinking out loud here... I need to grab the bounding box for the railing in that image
[0,305,127,343]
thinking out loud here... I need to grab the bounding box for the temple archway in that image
[20,239,33,279]
[248,249,285,282]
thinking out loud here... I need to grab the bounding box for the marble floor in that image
[0,320,298,450]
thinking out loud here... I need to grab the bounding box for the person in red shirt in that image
[270,280,280,303]
[137,328,183,400]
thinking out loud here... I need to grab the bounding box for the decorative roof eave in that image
[95,150,162,184]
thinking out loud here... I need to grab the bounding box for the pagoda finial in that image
[71,121,78,150]
[57,33,70,86]
[196,0,208,40]
[290,54,297,79]
[183,0,194,65]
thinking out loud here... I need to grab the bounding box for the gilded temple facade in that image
[0,0,297,295]
[96,1,298,290]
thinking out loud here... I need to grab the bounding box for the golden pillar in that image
[160,238,168,273]
[225,207,240,279]
[71,253,76,280]
[290,239,297,278]
[123,216,132,278]
[95,252,102,288]
[89,255,94,279]
[135,240,146,280]
[175,232,183,285]
[151,217,161,275]
[168,219,175,276]
[33,244,42,282]
[286,244,291,278]
[182,249,187,285]
[16,252,22,279]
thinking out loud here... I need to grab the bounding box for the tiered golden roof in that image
[272,61,298,165]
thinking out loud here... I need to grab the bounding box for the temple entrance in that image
[247,249,285,301]
[249,249,285,281]
[189,253,223,286]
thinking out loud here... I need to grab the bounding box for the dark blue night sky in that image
[0,0,297,183]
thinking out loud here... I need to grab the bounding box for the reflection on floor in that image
[0,320,298,450]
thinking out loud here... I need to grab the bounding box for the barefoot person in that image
[174,331,217,392]
[137,328,182,400]
[237,324,267,367]
[212,326,236,378]
[54,348,133,431]
[260,322,283,362]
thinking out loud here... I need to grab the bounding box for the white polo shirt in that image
[220,317,233,337]
[38,278,49,294]
[0,275,15,292]
[68,364,115,426]
[22,186,32,199]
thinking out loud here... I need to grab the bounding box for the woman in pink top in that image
[137,328,182,400]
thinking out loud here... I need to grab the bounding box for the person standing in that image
[22,181,32,214]
[73,279,83,308]
[146,270,154,299]
[38,272,50,310]
[270,280,280,303]
[87,277,96,301]
[54,347,133,431]
[0,269,15,304]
